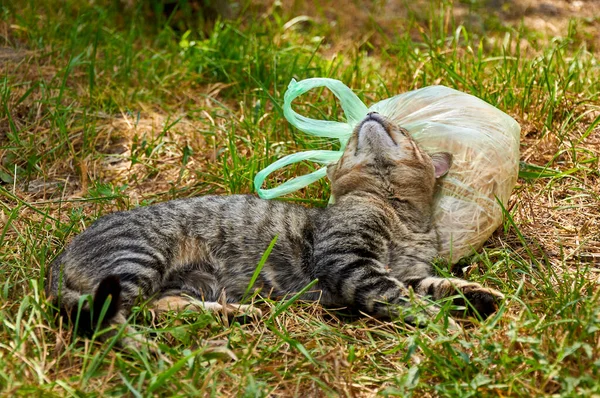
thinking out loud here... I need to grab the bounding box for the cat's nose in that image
[365,112,383,123]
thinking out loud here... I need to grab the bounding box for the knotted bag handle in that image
[254,78,368,199]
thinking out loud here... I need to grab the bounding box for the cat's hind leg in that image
[155,257,263,321]
[150,294,263,320]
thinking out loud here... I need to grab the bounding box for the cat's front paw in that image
[454,285,504,320]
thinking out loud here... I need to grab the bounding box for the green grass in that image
[1,0,599,396]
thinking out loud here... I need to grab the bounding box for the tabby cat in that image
[46,112,503,343]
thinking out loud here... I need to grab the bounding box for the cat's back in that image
[52,195,318,272]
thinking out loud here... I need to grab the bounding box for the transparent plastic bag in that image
[254,78,520,263]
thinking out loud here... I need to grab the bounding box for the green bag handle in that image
[254,78,369,199]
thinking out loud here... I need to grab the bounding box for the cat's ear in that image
[431,152,452,178]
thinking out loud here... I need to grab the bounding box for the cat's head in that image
[327,112,452,203]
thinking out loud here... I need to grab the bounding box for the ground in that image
[1,0,599,396]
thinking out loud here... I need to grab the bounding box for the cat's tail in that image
[46,257,122,337]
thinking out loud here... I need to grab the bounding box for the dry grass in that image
[1,0,599,396]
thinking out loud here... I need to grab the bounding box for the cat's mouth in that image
[356,112,397,149]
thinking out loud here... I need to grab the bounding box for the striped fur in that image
[46,112,503,341]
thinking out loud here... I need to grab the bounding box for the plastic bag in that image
[254,78,520,263]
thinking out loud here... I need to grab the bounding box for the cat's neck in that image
[334,191,434,233]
